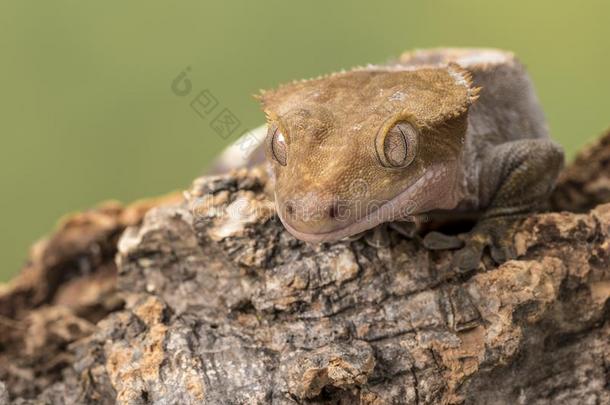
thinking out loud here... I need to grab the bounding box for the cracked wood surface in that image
[1,131,610,404]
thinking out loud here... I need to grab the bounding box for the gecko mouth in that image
[276,167,449,243]
[278,204,395,243]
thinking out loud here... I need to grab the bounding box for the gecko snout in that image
[279,196,348,235]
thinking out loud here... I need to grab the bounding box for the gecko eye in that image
[376,121,418,168]
[270,127,288,166]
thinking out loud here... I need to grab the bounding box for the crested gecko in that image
[216,48,564,270]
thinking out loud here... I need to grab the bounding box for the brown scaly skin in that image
[227,48,564,271]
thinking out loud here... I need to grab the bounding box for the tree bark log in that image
[1,132,610,404]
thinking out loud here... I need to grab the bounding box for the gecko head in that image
[258,63,480,243]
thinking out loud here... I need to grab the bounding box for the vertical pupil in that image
[384,127,407,166]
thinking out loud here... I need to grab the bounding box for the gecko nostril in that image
[284,201,295,217]
[328,202,340,220]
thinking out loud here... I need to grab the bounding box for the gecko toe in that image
[423,231,464,250]
[490,244,516,264]
[489,230,518,264]
[453,243,485,271]
[389,221,418,239]
[364,225,390,248]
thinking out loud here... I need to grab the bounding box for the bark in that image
[1,132,610,405]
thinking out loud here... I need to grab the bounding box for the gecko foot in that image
[424,216,521,271]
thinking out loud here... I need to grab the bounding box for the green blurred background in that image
[1,1,609,281]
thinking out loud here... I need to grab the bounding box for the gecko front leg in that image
[424,138,564,271]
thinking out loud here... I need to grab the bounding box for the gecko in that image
[216,48,564,271]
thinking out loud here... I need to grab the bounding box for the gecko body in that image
[219,48,564,270]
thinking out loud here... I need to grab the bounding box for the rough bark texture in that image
[1,132,610,404]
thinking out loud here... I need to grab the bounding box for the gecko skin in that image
[222,48,564,270]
